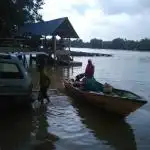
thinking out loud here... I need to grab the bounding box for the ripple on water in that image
[18,51,150,150]
[45,95,107,149]
[42,94,137,150]
[31,87,149,150]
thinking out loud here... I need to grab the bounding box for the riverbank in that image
[0,47,113,57]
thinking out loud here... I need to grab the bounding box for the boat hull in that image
[64,80,147,118]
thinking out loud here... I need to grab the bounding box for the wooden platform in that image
[69,61,82,66]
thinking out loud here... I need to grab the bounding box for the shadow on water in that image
[32,104,59,150]
[71,100,137,150]
[0,109,33,150]
[27,63,139,150]
[0,104,58,150]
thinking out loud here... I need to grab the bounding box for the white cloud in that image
[40,0,150,41]
[99,0,150,15]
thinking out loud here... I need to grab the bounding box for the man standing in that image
[38,68,51,104]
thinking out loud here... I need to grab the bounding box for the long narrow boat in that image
[63,79,147,118]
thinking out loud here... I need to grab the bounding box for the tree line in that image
[70,38,150,51]
[0,1,150,51]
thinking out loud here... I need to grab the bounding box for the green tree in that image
[125,40,138,50]
[111,38,125,49]
[90,38,103,49]
[138,38,150,50]
[0,0,44,37]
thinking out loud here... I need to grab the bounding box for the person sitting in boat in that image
[85,59,94,78]
[82,60,104,92]
[74,60,94,82]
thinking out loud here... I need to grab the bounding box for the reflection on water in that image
[72,101,137,150]
[0,106,58,150]
[32,104,58,150]
[34,93,137,150]
[0,111,32,150]
[0,63,147,150]
[0,93,138,150]
[2,49,148,150]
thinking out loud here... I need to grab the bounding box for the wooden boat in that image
[63,79,147,118]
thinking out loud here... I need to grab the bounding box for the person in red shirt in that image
[85,59,94,78]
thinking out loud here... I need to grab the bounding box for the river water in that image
[1,48,150,150]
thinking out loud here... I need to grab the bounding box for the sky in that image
[41,0,150,42]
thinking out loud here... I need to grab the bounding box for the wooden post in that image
[68,38,72,63]
[41,38,44,48]
[45,36,46,49]
[29,54,32,66]
[67,66,69,78]
[53,36,56,63]
[68,38,71,52]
